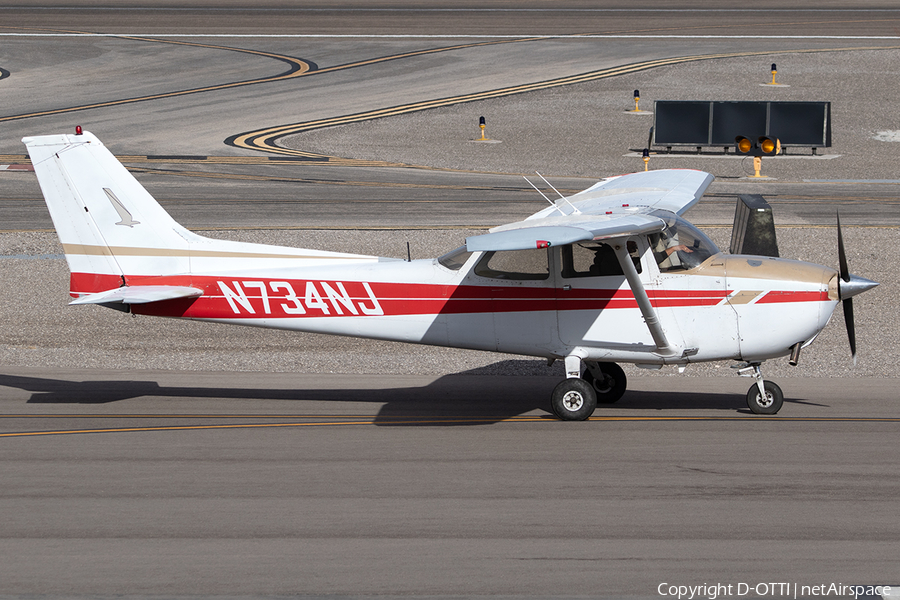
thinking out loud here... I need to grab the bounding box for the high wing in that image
[466,169,714,252]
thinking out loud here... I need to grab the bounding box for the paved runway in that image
[1,368,898,596]
[0,2,898,597]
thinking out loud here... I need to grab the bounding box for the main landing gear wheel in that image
[746,381,784,415]
[582,362,627,404]
[551,378,597,421]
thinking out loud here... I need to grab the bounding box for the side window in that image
[474,248,549,280]
[561,242,640,278]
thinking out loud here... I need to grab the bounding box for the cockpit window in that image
[648,210,720,272]
[437,246,473,271]
[474,248,549,280]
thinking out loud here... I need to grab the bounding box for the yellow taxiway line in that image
[1,414,897,438]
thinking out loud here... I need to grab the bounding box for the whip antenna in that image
[535,171,581,215]
[523,176,566,216]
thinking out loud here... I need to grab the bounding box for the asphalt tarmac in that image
[1,368,898,597]
[0,2,898,598]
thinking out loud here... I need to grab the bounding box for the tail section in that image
[23,130,378,301]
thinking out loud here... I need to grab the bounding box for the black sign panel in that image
[769,102,831,146]
[653,101,831,147]
[653,101,710,145]
[710,102,768,145]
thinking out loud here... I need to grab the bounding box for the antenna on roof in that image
[535,172,582,215]
[536,171,564,200]
[524,176,566,216]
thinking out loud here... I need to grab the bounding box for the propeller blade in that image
[837,212,850,282]
[837,212,855,364]
[843,298,857,366]
[834,212,878,365]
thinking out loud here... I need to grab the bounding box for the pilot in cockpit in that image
[648,216,716,272]
[650,229,693,271]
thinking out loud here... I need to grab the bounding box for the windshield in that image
[648,210,720,272]
[437,246,473,271]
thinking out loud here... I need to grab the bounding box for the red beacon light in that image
[75,126,83,135]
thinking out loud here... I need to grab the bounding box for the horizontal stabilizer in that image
[70,285,203,305]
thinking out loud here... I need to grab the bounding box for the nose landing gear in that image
[739,363,784,415]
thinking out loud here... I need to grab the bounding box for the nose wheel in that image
[746,380,784,415]
[739,363,784,415]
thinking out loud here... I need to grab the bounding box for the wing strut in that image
[612,242,677,357]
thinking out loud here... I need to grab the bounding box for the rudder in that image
[24,131,199,295]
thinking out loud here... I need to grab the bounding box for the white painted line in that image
[2,33,900,40]
[4,7,900,11]
[805,179,900,183]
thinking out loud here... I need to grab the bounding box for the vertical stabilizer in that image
[23,131,196,294]
[24,130,382,299]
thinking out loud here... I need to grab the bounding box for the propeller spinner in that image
[836,213,879,363]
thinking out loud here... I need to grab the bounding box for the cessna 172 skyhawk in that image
[23,129,878,420]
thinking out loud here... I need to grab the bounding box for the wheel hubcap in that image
[562,391,584,411]
[757,391,774,408]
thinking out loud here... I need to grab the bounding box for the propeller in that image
[835,213,878,364]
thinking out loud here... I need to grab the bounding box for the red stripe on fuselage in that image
[70,272,125,297]
[68,273,825,319]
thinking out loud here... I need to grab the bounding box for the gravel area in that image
[2,48,896,380]
[285,48,900,182]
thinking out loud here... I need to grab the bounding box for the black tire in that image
[747,380,784,415]
[551,379,597,421]
[582,362,627,404]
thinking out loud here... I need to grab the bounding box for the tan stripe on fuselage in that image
[726,290,763,305]
[61,243,369,261]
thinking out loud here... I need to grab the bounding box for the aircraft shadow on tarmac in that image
[0,361,823,425]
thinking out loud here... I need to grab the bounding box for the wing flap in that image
[466,214,665,252]
[466,226,592,252]
[70,285,203,305]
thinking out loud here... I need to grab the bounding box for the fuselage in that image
[129,244,839,367]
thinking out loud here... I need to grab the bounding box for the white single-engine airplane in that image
[23,129,878,419]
